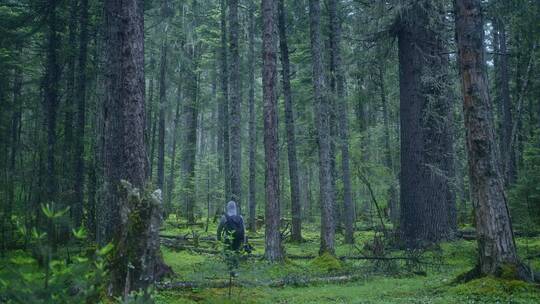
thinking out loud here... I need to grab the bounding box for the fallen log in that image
[157,273,367,290]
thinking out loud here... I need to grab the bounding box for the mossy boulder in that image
[450,276,536,301]
[311,253,342,273]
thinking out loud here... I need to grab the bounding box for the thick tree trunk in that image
[493,18,517,185]
[262,0,283,262]
[229,0,242,211]
[219,0,231,201]
[454,0,523,277]
[327,0,354,244]
[248,2,257,233]
[73,0,89,228]
[157,42,167,191]
[309,0,335,255]
[278,0,302,242]
[103,0,168,295]
[397,0,455,247]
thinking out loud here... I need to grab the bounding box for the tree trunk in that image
[149,73,157,181]
[309,0,335,255]
[63,0,77,208]
[5,48,23,251]
[262,0,283,262]
[182,59,199,225]
[103,0,166,295]
[73,0,89,228]
[378,64,393,171]
[493,18,517,185]
[454,0,523,278]
[327,0,354,244]
[248,2,257,233]
[43,1,61,233]
[166,83,182,214]
[219,0,231,202]
[397,0,455,247]
[229,0,242,211]
[278,0,302,242]
[157,41,167,191]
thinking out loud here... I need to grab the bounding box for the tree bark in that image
[454,0,522,277]
[327,0,354,244]
[262,0,283,262]
[229,0,242,211]
[248,1,257,233]
[396,0,456,247]
[309,0,335,255]
[103,0,159,294]
[278,0,302,242]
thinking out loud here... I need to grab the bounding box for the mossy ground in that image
[1,218,539,303]
[155,218,540,304]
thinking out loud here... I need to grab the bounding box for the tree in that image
[103,0,164,294]
[396,0,456,247]
[309,0,335,255]
[262,0,283,262]
[327,0,354,244]
[181,0,200,224]
[228,0,242,210]
[219,0,231,201]
[166,82,182,213]
[43,0,61,212]
[247,1,257,233]
[73,0,89,228]
[454,0,527,279]
[156,40,168,191]
[493,17,517,185]
[278,0,302,242]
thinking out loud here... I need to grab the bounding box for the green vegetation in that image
[151,221,540,304]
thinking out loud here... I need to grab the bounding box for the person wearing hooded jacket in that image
[217,201,247,250]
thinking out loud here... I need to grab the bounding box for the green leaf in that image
[97,243,114,256]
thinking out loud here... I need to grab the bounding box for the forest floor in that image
[1,218,539,303]
[155,217,540,304]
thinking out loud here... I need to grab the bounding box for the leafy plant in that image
[0,204,111,303]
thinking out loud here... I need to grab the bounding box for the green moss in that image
[450,276,538,302]
[499,263,519,280]
[310,253,342,273]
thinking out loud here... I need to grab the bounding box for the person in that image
[217,201,246,251]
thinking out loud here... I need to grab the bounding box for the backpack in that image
[223,214,245,250]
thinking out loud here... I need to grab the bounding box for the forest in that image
[1,0,540,303]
